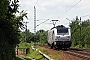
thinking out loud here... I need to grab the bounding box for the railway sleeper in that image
[65,51,90,60]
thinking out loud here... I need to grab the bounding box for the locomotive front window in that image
[57,28,68,34]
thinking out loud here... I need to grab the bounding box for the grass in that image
[36,46,49,55]
[16,56,31,60]
[36,46,62,60]
[17,42,63,60]
[26,50,47,60]
[17,42,47,60]
[16,57,22,60]
[17,41,32,48]
[54,51,62,55]
[20,48,47,60]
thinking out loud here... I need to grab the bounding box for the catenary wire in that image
[57,0,82,19]
[36,19,50,27]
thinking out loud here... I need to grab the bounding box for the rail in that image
[37,44,90,60]
[64,48,90,60]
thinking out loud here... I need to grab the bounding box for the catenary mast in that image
[34,6,36,45]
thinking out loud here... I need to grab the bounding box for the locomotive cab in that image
[48,25,72,49]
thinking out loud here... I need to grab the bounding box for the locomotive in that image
[47,25,72,49]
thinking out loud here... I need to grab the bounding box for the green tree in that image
[81,21,90,48]
[20,30,34,43]
[82,19,90,27]
[69,16,80,47]
[25,30,34,43]
[70,16,90,48]
[0,0,27,60]
[36,30,48,44]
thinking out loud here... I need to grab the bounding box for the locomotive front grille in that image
[56,38,70,41]
[55,41,72,48]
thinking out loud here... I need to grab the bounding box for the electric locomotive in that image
[47,25,72,49]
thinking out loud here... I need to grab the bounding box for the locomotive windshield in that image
[57,28,69,35]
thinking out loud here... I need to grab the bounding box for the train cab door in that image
[51,31,55,48]
[52,31,55,41]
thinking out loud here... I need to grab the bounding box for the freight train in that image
[47,25,72,49]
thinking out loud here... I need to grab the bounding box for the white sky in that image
[19,0,90,33]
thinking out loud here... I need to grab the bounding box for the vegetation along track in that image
[64,48,90,60]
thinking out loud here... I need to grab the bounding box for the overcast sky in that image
[19,0,90,32]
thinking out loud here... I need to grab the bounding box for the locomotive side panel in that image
[47,29,56,48]
[48,30,53,45]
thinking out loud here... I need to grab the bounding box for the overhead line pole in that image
[34,6,36,46]
[79,17,82,48]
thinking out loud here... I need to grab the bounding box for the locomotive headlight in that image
[66,36,70,40]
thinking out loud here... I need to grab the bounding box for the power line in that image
[57,0,82,19]
[81,14,90,17]
[36,19,50,27]
[30,19,50,32]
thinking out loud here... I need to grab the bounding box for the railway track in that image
[64,48,90,60]
[37,44,90,60]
